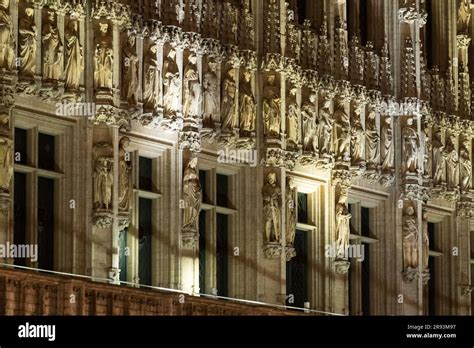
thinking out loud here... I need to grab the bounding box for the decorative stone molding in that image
[402,268,420,283]
[263,243,282,259]
[334,260,350,274]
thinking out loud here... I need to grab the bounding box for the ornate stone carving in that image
[143,44,160,113]
[301,93,317,156]
[286,88,299,148]
[221,67,238,131]
[402,117,420,175]
[182,157,202,247]
[263,73,280,138]
[94,22,113,90]
[263,172,281,248]
[403,205,418,271]
[19,7,37,78]
[365,111,380,170]
[183,53,201,119]
[118,137,131,212]
[42,9,63,81]
[459,137,472,194]
[163,48,181,118]
[286,176,297,250]
[202,59,219,129]
[122,34,139,105]
[239,70,256,134]
[334,99,350,162]
[457,0,471,34]
[317,98,334,159]
[0,0,15,70]
[445,134,459,191]
[432,128,446,187]
[351,112,365,168]
[92,143,114,211]
[335,200,351,262]
[0,135,13,194]
[64,20,83,90]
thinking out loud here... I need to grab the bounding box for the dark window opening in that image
[361,242,370,315]
[296,0,307,25]
[38,133,55,171]
[361,207,371,237]
[199,170,210,204]
[199,210,206,294]
[428,222,437,252]
[297,192,308,224]
[216,174,229,208]
[139,156,153,191]
[14,128,27,165]
[119,228,128,283]
[286,230,308,308]
[216,213,228,297]
[359,0,368,46]
[139,198,152,286]
[38,177,54,271]
[425,0,433,70]
[428,256,436,315]
[13,172,27,266]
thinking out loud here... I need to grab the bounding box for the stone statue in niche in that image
[221,68,238,131]
[118,137,131,212]
[457,0,471,34]
[301,94,317,153]
[183,54,202,118]
[459,138,472,193]
[143,44,160,112]
[92,143,113,210]
[122,35,139,104]
[350,116,365,165]
[239,70,256,133]
[263,73,281,137]
[432,129,446,186]
[94,22,113,89]
[423,127,432,178]
[317,99,334,156]
[365,111,380,168]
[335,200,351,260]
[402,118,420,174]
[445,134,459,189]
[163,49,181,116]
[42,9,63,81]
[0,0,15,70]
[333,100,351,162]
[182,157,202,233]
[381,117,394,172]
[0,136,13,193]
[422,210,429,271]
[202,59,219,128]
[64,20,83,90]
[263,172,281,244]
[286,176,297,247]
[18,7,37,77]
[286,89,299,147]
[403,206,418,269]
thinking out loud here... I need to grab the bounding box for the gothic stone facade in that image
[0,0,473,316]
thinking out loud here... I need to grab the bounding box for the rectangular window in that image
[138,198,152,286]
[199,211,206,294]
[38,133,55,171]
[286,230,308,308]
[216,174,229,208]
[13,172,27,266]
[37,177,54,270]
[361,242,370,315]
[216,213,228,297]
[361,207,370,237]
[139,156,153,191]
[14,128,27,165]
[297,192,308,224]
[119,228,128,283]
[199,170,210,204]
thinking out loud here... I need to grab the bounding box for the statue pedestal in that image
[263,243,282,259]
[334,259,350,274]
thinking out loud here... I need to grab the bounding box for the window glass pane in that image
[286,230,308,308]
[361,242,370,315]
[361,207,370,237]
[428,223,436,251]
[14,172,27,266]
[38,177,54,270]
[38,133,55,171]
[428,256,436,315]
[139,157,153,191]
[216,213,228,297]
[216,174,228,207]
[139,198,152,286]
[297,192,308,224]
[119,228,128,283]
[199,170,210,204]
[14,128,27,165]
[199,211,206,294]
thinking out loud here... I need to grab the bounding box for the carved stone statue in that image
[64,20,83,90]
[122,35,139,104]
[182,157,202,233]
[365,111,380,168]
[239,70,256,133]
[118,137,131,212]
[143,44,160,112]
[459,138,472,193]
[381,117,394,172]
[445,134,459,189]
[263,73,281,137]
[0,0,14,70]
[42,10,63,81]
[286,177,297,247]
[403,206,418,269]
[457,0,471,34]
[183,54,201,118]
[335,202,351,259]
[402,118,420,174]
[94,22,113,89]
[422,210,429,271]
[92,143,113,210]
[221,68,238,131]
[318,99,334,156]
[163,49,181,115]
[423,127,432,178]
[334,101,351,161]
[202,60,219,128]
[0,136,13,193]
[432,129,446,186]
[301,94,317,153]
[19,7,37,77]
[263,172,281,244]
[286,89,299,147]
[351,116,365,165]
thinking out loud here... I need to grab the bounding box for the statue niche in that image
[263,73,281,138]
[263,172,281,245]
[94,22,113,90]
[143,44,160,113]
[42,9,63,81]
[182,157,202,235]
[202,59,219,129]
[122,34,140,105]
[402,117,420,175]
[183,54,202,119]
[459,138,472,193]
[162,48,181,117]
[0,0,15,70]
[18,7,37,77]
[0,135,13,194]
[301,93,318,154]
[92,143,113,211]
[239,70,256,135]
[221,67,238,132]
[64,20,84,90]
[118,137,131,212]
